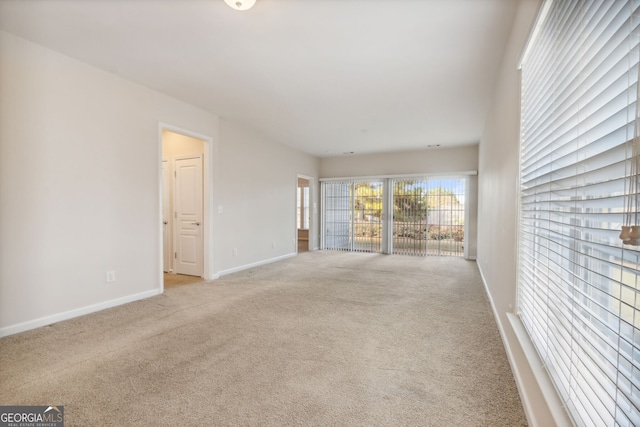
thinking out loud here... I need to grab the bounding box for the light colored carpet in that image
[0,251,527,426]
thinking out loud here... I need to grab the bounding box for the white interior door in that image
[174,156,203,277]
[162,160,171,272]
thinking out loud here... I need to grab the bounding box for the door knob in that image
[193,222,201,226]
[163,220,168,225]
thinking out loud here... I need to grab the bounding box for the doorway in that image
[297,176,311,252]
[161,129,205,279]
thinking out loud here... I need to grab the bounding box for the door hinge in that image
[174,212,177,219]
[174,171,176,177]
[174,252,177,259]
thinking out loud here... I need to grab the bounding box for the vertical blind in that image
[518,1,640,426]
[392,178,465,256]
[322,180,352,251]
[424,179,465,257]
[322,180,384,252]
[393,179,429,256]
[322,177,466,257]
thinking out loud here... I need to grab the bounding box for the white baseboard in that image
[217,252,297,277]
[0,288,162,338]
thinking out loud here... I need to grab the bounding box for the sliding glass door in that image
[393,179,428,255]
[353,181,383,252]
[322,176,466,257]
[423,178,465,256]
[392,178,465,256]
[322,180,384,252]
[322,181,351,250]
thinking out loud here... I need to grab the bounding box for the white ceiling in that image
[0,0,518,157]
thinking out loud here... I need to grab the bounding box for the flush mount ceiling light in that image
[224,0,256,11]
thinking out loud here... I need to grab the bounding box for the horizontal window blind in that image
[519,1,640,426]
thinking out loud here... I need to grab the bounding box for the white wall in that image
[320,145,479,258]
[319,145,478,178]
[215,119,319,275]
[477,1,570,426]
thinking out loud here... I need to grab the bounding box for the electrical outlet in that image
[233,248,238,256]
[106,271,116,283]
[272,241,276,248]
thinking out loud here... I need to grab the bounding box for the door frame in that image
[158,123,213,292]
[162,159,172,273]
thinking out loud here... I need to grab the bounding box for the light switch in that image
[218,206,224,214]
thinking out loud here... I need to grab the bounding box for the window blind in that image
[518,1,640,426]
[321,180,352,251]
[321,180,383,252]
[391,178,465,257]
[321,177,467,256]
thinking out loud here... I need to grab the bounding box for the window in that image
[297,186,309,229]
[518,1,640,425]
